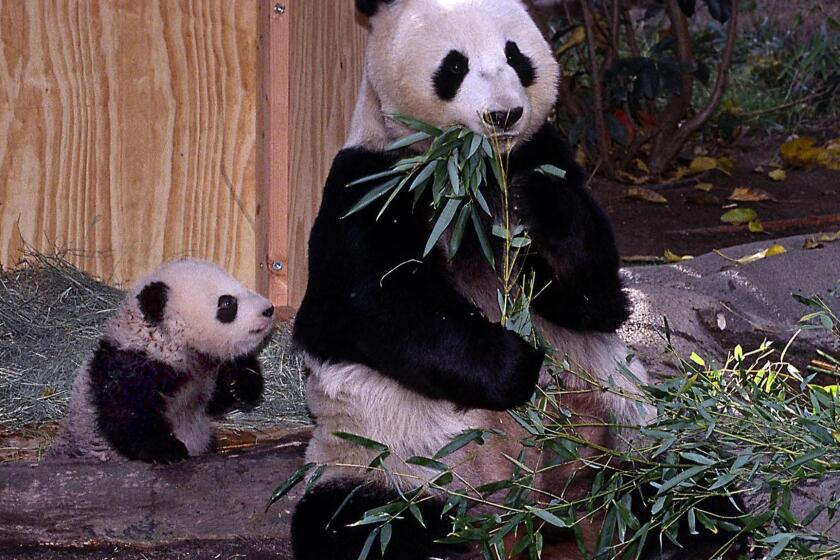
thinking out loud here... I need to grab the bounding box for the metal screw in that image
[274,3,285,15]
[271,260,284,272]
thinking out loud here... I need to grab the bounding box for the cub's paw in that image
[134,437,189,464]
[233,368,264,405]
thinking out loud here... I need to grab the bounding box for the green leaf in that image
[472,183,492,215]
[679,451,717,466]
[387,131,431,151]
[379,523,392,557]
[785,448,826,472]
[346,168,402,187]
[708,472,738,491]
[357,527,379,560]
[424,198,461,257]
[434,429,486,459]
[471,207,495,269]
[333,432,389,453]
[656,464,710,495]
[266,462,314,510]
[448,154,462,196]
[343,178,401,218]
[409,161,437,191]
[449,203,473,257]
[389,114,443,136]
[405,456,450,472]
[466,133,483,159]
[528,507,569,528]
[536,164,567,179]
[720,208,758,225]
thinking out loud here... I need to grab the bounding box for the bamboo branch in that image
[580,0,614,177]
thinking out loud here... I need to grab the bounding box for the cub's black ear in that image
[356,0,396,16]
[137,281,169,324]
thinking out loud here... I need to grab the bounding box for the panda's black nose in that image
[483,107,523,130]
[262,306,275,318]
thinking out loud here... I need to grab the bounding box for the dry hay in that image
[0,252,309,447]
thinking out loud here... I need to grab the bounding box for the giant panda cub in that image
[50,259,275,464]
[290,1,672,559]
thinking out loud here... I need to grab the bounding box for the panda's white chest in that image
[164,373,216,456]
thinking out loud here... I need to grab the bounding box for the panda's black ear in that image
[356,0,396,17]
[137,281,169,324]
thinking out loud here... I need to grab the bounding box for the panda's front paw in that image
[485,334,544,410]
[233,368,264,405]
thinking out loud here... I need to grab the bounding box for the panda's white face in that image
[363,0,558,148]
[132,260,275,360]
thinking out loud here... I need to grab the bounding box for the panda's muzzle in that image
[483,107,523,131]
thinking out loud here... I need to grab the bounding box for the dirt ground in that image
[594,132,840,259]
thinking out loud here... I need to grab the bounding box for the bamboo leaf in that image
[343,178,401,218]
[449,203,472,257]
[333,432,389,453]
[471,207,495,269]
[434,429,486,459]
[387,131,431,151]
[266,462,314,510]
[424,198,461,257]
[656,464,710,494]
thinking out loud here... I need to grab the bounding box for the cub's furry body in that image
[51,259,274,463]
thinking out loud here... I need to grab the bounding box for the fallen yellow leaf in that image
[721,208,758,225]
[664,249,693,263]
[575,145,587,167]
[616,170,649,185]
[695,183,714,192]
[819,230,840,242]
[748,219,764,233]
[803,237,823,250]
[634,159,651,174]
[556,26,586,57]
[728,187,773,202]
[626,186,668,204]
[689,156,719,174]
[715,244,787,265]
[780,137,840,169]
[768,169,787,181]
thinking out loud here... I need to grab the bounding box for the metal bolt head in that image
[274,3,285,15]
[271,260,284,272]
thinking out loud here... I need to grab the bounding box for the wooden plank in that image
[0,429,311,549]
[0,0,258,288]
[256,0,291,308]
[286,0,367,307]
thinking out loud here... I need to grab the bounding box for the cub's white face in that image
[132,259,275,359]
[363,0,558,147]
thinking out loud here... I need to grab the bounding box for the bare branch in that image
[580,0,614,177]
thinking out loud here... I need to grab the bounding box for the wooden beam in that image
[0,429,311,549]
[256,0,291,310]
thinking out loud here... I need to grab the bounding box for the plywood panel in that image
[286,0,367,307]
[0,0,258,288]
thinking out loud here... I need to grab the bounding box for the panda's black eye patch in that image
[217,295,238,324]
[505,41,536,88]
[433,50,470,101]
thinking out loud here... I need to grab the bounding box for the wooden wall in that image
[0,0,259,287]
[0,0,366,300]
[256,0,367,309]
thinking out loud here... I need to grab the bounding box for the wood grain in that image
[0,0,258,288]
[255,0,367,309]
[285,0,367,308]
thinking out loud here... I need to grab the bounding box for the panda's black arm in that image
[88,341,189,463]
[294,148,544,411]
[207,354,264,415]
[508,123,630,332]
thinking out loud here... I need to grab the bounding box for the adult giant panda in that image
[291,1,654,558]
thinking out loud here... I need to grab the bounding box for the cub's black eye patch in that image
[505,41,536,88]
[217,295,238,324]
[433,50,470,101]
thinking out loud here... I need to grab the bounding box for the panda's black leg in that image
[292,479,459,560]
